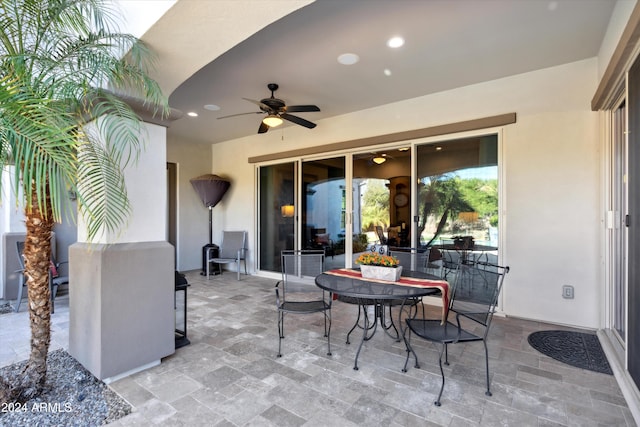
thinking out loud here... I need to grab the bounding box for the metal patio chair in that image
[206,231,248,280]
[402,261,509,406]
[275,250,331,357]
[14,241,69,313]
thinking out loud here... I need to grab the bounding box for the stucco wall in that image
[200,58,601,328]
[166,138,212,271]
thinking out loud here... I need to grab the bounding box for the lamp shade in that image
[372,156,386,164]
[281,205,295,217]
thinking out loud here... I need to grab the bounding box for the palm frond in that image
[0,0,169,240]
[76,131,130,241]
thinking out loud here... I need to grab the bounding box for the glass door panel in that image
[416,135,499,272]
[301,157,345,270]
[352,151,412,260]
[613,101,627,343]
[258,162,295,273]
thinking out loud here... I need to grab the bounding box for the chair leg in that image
[50,283,58,314]
[14,275,24,313]
[483,340,492,397]
[277,311,284,357]
[435,342,447,406]
[325,310,332,356]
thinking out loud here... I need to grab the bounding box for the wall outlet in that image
[562,285,574,299]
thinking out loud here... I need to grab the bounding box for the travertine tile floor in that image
[0,270,636,426]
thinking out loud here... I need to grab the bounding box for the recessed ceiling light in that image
[387,36,404,48]
[337,53,359,65]
[187,112,198,117]
[383,68,392,76]
[435,146,442,151]
[204,104,220,111]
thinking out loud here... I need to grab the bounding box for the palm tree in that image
[0,0,168,403]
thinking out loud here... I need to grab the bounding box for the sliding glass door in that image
[258,162,295,272]
[257,134,500,274]
[612,101,627,345]
[301,157,345,270]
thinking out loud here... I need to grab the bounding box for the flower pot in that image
[360,265,403,282]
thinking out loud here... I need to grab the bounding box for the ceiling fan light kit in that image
[218,83,320,134]
[263,115,283,127]
[372,156,387,164]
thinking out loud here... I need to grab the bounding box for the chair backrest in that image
[389,247,430,272]
[16,240,61,278]
[449,262,509,328]
[280,250,325,299]
[375,225,386,244]
[16,241,25,269]
[219,231,247,259]
[441,248,462,269]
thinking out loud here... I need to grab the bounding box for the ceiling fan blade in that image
[242,97,271,111]
[258,121,269,133]
[281,113,317,129]
[217,111,263,119]
[285,105,320,113]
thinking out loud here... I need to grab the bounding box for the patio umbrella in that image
[190,174,231,244]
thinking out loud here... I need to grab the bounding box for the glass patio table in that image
[315,268,448,370]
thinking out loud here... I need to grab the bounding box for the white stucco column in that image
[69,108,181,382]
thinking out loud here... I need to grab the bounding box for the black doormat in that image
[528,330,613,375]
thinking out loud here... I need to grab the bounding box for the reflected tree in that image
[417,174,473,247]
[361,179,389,230]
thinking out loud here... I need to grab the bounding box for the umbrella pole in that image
[209,206,213,244]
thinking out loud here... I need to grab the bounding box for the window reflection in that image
[302,157,345,270]
[258,135,499,273]
[258,163,295,272]
[417,135,498,248]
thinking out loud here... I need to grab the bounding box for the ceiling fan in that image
[218,83,320,134]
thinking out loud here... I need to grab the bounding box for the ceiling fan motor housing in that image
[260,97,285,113]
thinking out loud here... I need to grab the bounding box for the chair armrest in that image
[50,260,69,277]
[237,247,248,260]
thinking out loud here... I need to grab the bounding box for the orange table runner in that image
[325,268,450,323]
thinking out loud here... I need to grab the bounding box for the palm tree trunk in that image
[21,195,54,400]
[0,190,54,404]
